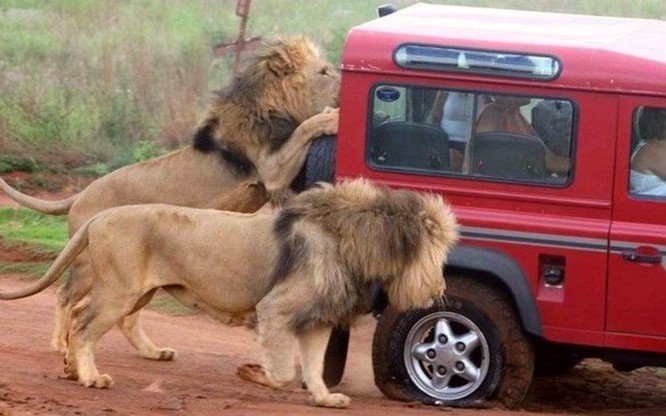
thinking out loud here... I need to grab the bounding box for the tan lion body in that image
[0,36,340,357]
[0,179,459,408]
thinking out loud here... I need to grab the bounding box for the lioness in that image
[0,36,339,356]
[0,179,458,408]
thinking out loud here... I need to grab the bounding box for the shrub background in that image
[1,0,664,173]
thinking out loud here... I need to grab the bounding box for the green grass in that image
[0,207,66,279]
[0,207,68,254]
[147,292,197,316]
[0,261,50,276]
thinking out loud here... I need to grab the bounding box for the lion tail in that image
[0,216,92,300]
[0,176,77,215]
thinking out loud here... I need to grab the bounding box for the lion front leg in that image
[298,325,351,408]
[238,298,298,389]
[256,108,339,200]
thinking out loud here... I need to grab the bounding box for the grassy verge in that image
[0,207,68,253]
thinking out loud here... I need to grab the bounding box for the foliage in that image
[0,0,664,173]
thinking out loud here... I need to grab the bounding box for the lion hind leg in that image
[52,259,94,354]
[51,288,70,354]
[298,325,351,408]
[67,290,139,388]
[65,298,113,388]
[118,311,177,361]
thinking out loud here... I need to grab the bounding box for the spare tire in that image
[292,134,337,192]
[304,134,337,186]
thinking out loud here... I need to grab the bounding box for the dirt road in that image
[1,272,666,416]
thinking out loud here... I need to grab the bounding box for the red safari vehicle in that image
[307,2,666,408]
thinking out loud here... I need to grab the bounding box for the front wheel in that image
[372,276,534,407]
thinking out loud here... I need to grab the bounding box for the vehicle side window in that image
[368,85,574,184]
[629,106,666,198]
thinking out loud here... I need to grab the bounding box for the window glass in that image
[629,106,666,198]
[394,45,561,80]
[368,85,574,184]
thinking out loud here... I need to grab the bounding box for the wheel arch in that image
[445,244,542,337]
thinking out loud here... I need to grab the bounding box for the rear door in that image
[607,97,666,350]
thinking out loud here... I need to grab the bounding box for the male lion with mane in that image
[0,36,339,358]
[0,179,458,408]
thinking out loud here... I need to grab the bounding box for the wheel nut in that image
[427,349,436,359]
[456,342,465,352]
[455,361,465,371]
[437,366,447,375]
[438,335,448,344]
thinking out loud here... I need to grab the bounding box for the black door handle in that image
[622,250,662,264]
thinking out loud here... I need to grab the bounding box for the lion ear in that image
[265,38,311,78]
[265,47,297,77]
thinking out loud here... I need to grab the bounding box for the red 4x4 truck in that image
[303,2,666,408]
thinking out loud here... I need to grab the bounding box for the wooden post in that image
[233,0,252,75]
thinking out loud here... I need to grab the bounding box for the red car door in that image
[607,97,666,351]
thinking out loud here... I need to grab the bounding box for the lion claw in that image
[144,347,177,361]
[237,363,269,386]
[81,374,113,389]
[310,393,351,408]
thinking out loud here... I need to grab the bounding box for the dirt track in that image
[1,272,666,416]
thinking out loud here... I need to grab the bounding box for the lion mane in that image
[271,179,458,332]
[0,36,340,358]
[193,36,339,177]
[0,179,458,409]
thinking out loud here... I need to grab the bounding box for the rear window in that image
[369,85,574,185]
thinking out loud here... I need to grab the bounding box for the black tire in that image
[304,134,337,187]
[372,276,534,407]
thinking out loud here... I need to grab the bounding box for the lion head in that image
[194,36,340,158]
[273,179,459,332]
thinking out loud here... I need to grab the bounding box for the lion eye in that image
[319,67,329,75]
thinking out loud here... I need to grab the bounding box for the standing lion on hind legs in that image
[0,179,459,408]
[0,36,340,359]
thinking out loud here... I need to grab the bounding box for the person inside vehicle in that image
[629,107,666,196]
[474,94,570,175]
[531,99,573,160]
[427,91,486,171]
